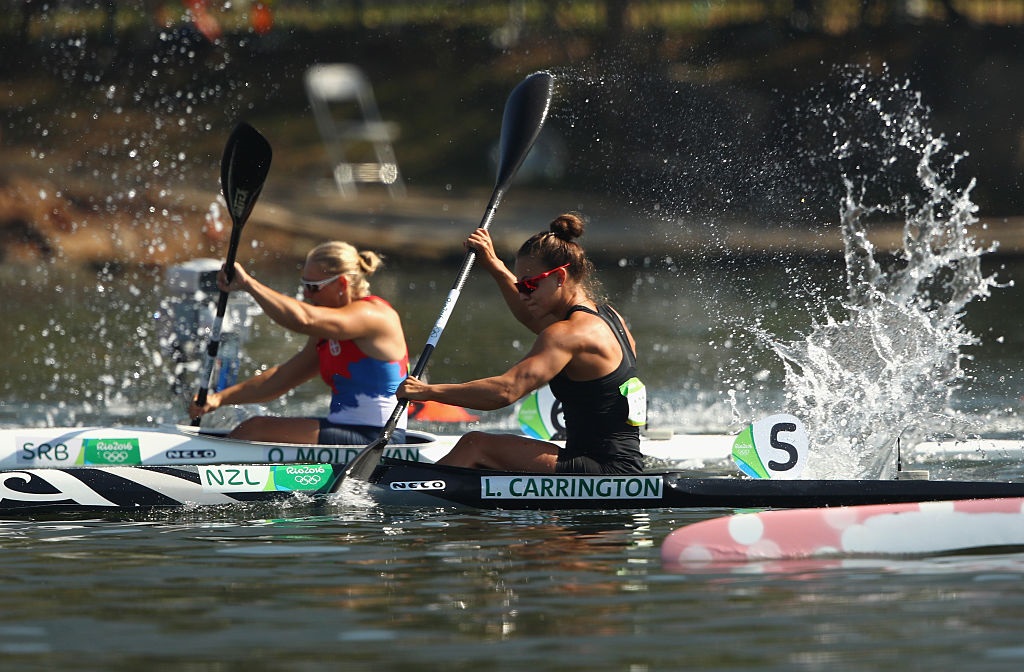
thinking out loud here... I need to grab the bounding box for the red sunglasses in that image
[515,263,569,295]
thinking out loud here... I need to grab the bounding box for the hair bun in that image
[549,212,585,241]
[358,249,383,276]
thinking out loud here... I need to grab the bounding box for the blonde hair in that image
[306,241,383,299]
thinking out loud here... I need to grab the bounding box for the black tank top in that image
[547,304,643,474]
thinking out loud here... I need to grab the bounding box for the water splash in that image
[1,8,280,426]
[759,66,999,479]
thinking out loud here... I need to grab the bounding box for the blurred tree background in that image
[1,0,1022,233]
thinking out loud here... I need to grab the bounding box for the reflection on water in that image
[2,506,1024,669]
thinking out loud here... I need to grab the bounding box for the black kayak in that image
[2,457,1024,514]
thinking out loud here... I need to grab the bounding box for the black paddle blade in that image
[494,70,554,191]
[342,433,389,482]
[221,122,273,230]
[191,122,272,420]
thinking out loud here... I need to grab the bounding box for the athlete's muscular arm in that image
[398,323,576,410]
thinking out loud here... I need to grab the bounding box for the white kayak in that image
[0,424,737,470]
[4,421,1014,472]
[0,425,450,468]
[661,497,1024,563]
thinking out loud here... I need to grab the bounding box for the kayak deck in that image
[0,424,450,468]
[0,424,736,470]
[7,424,1018,472]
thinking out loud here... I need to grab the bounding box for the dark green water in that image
[4,501,1024,671]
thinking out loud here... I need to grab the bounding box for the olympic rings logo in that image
[290,474,326,486]
[98,450,131,463]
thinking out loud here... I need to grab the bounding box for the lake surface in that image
[3,253,1024,670]
[5,503,1024,671]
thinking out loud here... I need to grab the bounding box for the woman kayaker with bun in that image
[189,241,409,445]
[398,212,645,474]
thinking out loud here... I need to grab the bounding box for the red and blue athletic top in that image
[316,296,409,429]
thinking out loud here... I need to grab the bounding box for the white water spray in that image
[764,68,1000,479]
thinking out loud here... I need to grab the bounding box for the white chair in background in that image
[304,63,406,198]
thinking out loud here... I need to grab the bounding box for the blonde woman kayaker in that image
[189,241,409,445]
[398,213,645,474]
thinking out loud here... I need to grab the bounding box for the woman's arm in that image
[399,326,574,410]
[190,339,320,417]
[467,229,550,334]
[220,262,387,344]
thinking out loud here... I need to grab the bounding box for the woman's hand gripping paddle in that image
[338,70,555,485]
[191,122,273,425]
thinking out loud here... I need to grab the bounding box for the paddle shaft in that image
[193,210,244,411]
[372,188,507,447]
[339,71,554,484]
